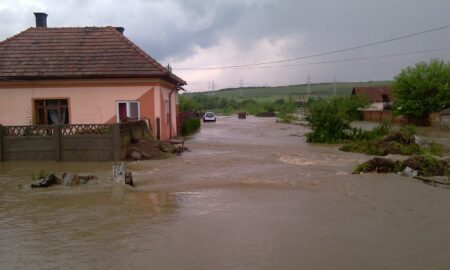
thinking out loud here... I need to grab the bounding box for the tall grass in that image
[181,118,201,135]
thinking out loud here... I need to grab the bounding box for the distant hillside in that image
[185,81,392,101]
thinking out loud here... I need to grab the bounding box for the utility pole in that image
[212,80,215,96]
[240,76,244,98]
[333,76,337,97]
[306,74,311,101]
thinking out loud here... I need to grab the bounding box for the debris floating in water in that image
[30,173,96,188]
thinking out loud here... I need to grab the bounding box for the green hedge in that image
[182,118,201,135]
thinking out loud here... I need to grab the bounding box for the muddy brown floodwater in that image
[1,116,450,269]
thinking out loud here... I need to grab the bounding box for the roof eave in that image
[0,74,186,85]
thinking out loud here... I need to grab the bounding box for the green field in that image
[187,81,392,101]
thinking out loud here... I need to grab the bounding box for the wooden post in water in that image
[112,162,133,186]
[0,125,4,162]
[112,124,121,162]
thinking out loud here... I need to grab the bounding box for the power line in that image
[195,47,450,71]
[182,47,450,91]
[173,24,450,71]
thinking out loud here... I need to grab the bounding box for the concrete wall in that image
[439,115,450,128]
[0,121,147,162]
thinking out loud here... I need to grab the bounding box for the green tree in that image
[306,97,368,143]
[179,96,196,111]
[393,59,450,119]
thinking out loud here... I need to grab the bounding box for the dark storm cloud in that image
[2,0,449,61]
[0,0,449,90]
[131,0,250,61]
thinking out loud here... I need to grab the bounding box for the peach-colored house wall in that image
[0,79,179,140]
[0,86,150,124]
[159,86,178,139]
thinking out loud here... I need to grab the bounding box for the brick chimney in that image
[34,12,48,27]
[115,27,125,34]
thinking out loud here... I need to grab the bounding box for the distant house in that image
[350,86,405,123]
[351,86,393,111]
[0,13,185,140]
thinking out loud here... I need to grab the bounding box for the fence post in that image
[0,125,4,162]
[156,118,161,140]
[112,124,121,161]
[54,125,62,162]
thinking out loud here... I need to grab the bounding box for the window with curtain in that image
[34,99,69,125]
[116,101,140,122]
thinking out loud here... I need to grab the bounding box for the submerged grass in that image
[352,153,449,177]
[340,123,444,157]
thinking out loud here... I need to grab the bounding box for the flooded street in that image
[1,116,450,269]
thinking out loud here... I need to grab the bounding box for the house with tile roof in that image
[349,85,406,123]
[351,86,393,111]
[0,13,185,140]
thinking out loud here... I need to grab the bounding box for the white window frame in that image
[115,100,141,122]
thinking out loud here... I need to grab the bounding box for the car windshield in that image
[205,112,215,117]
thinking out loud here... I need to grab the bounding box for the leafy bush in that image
[399,124,416,137]
[421,141,444,157]
[221,105,235,115]
[339,122,446,157]
[341,140,384,155]
[340,122,421,156]
[273,98,285,105]
[180,94,240,112]
[274,101,298,123]
[306,97,369,143]
[181,118,201,135]
[396,143,422,156]
[371,121,392,138]
[393,59,450,119]
[277,112,298,123]
[346,121,392,142]
[404,153,449,177]
[279,101,297,114]
[352,154,449,176]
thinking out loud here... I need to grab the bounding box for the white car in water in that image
[203,111,216,122]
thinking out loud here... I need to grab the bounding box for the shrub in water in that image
[306,97,369,143]
[182,118,201,135]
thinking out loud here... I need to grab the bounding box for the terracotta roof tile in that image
[351,86,393,102]
[0,27,185,85]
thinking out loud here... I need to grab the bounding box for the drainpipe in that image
[168,87,176,139]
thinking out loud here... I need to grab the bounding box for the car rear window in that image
[205,113,214,117]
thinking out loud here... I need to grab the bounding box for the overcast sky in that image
[1,0,450,91]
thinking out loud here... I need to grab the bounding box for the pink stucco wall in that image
[0,79,179,140]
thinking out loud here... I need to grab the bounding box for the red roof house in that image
[351,86,393,111]
[0,13,185,140]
